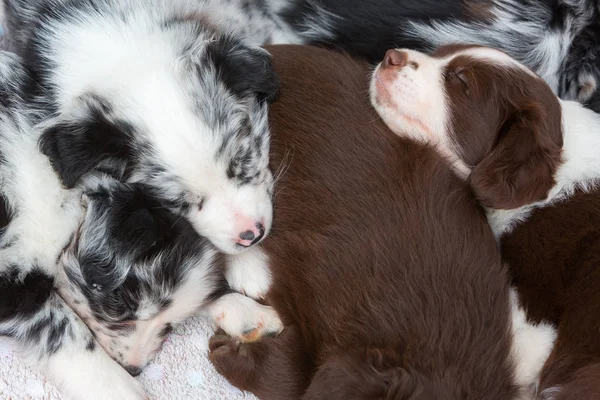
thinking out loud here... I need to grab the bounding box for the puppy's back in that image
[264,45,516,398]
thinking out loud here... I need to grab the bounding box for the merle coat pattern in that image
[276,0,600,112]
[4,0,283,258]
[0,51,147,399]
[0,50,283,400]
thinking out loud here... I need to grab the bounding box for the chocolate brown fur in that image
[209,45,517,399]
[502,189,600,398]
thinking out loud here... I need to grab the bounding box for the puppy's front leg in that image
[0,269,146,400]
[226,246,272,299]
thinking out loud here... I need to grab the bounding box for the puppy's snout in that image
[124,365,143,377]
[237,222,265,247]
[382,49,408,68]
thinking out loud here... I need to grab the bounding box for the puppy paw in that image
[239,305,282,343]
[226,247,272,300]
[207,293,283,343]
[209,331,259,389]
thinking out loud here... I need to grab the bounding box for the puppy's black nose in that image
[237,222,266,247]
[239,230,255,241]
[382,49,408,68]
[124,365,142,377]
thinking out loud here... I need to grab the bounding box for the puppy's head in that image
[57,175,222,374]
[40,33,279,254]
[370,44,563,210]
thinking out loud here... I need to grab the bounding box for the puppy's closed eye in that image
[447,69,469,89]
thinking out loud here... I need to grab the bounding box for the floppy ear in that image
[205,35,280,103]
[469,102,563,210]
[39,98,132,188]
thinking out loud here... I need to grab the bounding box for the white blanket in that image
[0,316,258,400]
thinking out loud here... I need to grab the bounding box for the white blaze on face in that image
[369,46,537,178]
[187,173,273,255]
[370,48,451,148]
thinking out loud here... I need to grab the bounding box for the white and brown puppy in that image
[370,43,600,398]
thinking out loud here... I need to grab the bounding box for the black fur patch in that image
[205,35,280,104]
[72,180,218,322]
[38,97,134,188]
[562,13,600,112]
[281,0,465,63]
[0,266,54,322]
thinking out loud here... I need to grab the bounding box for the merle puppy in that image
[0,51,144,399]
[0,51,282,399]
[4,0,291,299]
[276,0,600,112]
[58,174,284,380]
[4,0,279,259]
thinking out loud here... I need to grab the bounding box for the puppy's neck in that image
[553,100,600,197]
[487,100,600,239]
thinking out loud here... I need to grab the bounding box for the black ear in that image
[39,99,132,188]
[205,36,280,104]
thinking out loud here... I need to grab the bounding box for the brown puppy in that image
[369,44,600,399]
[502,191,600,400]
[208,45,545,399]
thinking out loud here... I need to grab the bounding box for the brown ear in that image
[469,102,563,210]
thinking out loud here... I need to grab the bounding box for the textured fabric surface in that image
[0,316,257,399]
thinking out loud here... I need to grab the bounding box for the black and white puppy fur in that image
[3,0,297,299]
[4,0,283,288]
[59,174,283,378]
[0,52,283,399]
[0,51,145,399]
[276,0,600,112]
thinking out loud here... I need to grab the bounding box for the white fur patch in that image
[509,288,557,396]
[487,100,600,238]
[226,246,272,300]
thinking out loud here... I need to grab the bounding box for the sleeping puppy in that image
[275,0,600,112]
[0,51,282,400]
[0,51,144,399]
[4,0,288,298]
[58,174,283,377]
[370,44,600,398]
[207,44,555,400]
[4,0,278,259]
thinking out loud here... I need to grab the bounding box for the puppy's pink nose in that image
[236,222,265,247]
[382,49,408,68]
